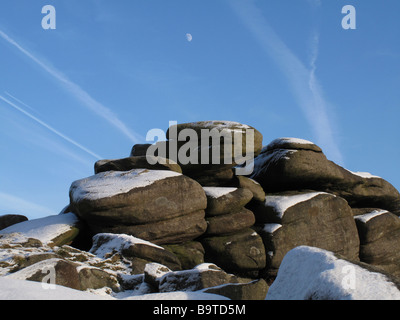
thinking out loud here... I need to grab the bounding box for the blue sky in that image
[1,0,399,219]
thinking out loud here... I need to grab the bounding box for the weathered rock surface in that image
[354,210,400,277]
[94,156,182,174]
[252,191,360,278]
[204,208,255,236]
[164,121,263,185]
[166,120,263,157]
[249,138,400,215]
[202,228,266,276]
[163,241,205,270]
[5,258,120,292]
[154,263,238,292]
[0,212,81,247]
[203,187,253,216]
[69,169,207,244]
[233,176,266,203]
[90,210,207,245]
[2,121,400,300]
[90,233,182,271]
[204,278,268,300]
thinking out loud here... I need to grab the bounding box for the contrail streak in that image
[229,0,344,165]
[0,95,102,160]
[0,29,142,144]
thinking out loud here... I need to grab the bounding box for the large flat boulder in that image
[252,191,360,278]
[166,120,263,158]
[249,138,400,215]
[163,121,263,184]
[0,213,81,247]
[89,210,207,245]
[94,156,182,174]
[69,169,207,244]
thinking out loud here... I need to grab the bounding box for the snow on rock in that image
[0,277,113,300]
[248,149,297,177]
[266,246,400,300]
[154,263,237,293]
[123,291,229,300]
[354,209,389,224]
[0,212,79,246]
[70,169,181,201]
[265,192,329,219]
[90,233,163,259]
[268,137,316,146]
[203,187,237,198]
[0,276,228,300]
[263,223,282,234]
[347,170,381,179]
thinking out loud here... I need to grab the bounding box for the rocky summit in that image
[1,120,400,300]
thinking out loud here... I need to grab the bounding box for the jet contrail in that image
[0,29,142,144]
[228,0,344,165]
[0,95,102,160]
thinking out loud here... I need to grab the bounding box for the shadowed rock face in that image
[249,138,400,215]
[251,191,360,278]
[354,210,400,277]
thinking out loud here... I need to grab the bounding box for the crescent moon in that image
[186,33,192,42]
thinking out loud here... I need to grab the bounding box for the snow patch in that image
[345,169,381,179]
[269,137,315,146]
[263,223,282,234]
[354,210,388,223]
[0,212,78,245]
[123,291,229,300]
[265,192,329,218]
[266,246,400,300]
[248,149,297,177]
[0,277,113,300]
[203,187,237,198]
[90,233,163,259]
[70,169,181,201]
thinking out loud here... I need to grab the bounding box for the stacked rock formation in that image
[2,120,400,299]
[201,187,266,277]
[68,122,400,280]
[247,137,400,279]
[249,137,400,214]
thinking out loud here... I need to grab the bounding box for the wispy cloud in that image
[228,0,344,165]
[0,94,103,160]
[0,29,143,144]
[0,191,55,219]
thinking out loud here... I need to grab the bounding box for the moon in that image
[185,33,192,42]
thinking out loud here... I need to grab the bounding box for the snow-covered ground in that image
[1,213,400,300]
[0,277,226,300]
[267,246,400,300]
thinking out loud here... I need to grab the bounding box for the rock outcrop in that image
[249,138,400,215]
[2,121,400,300]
